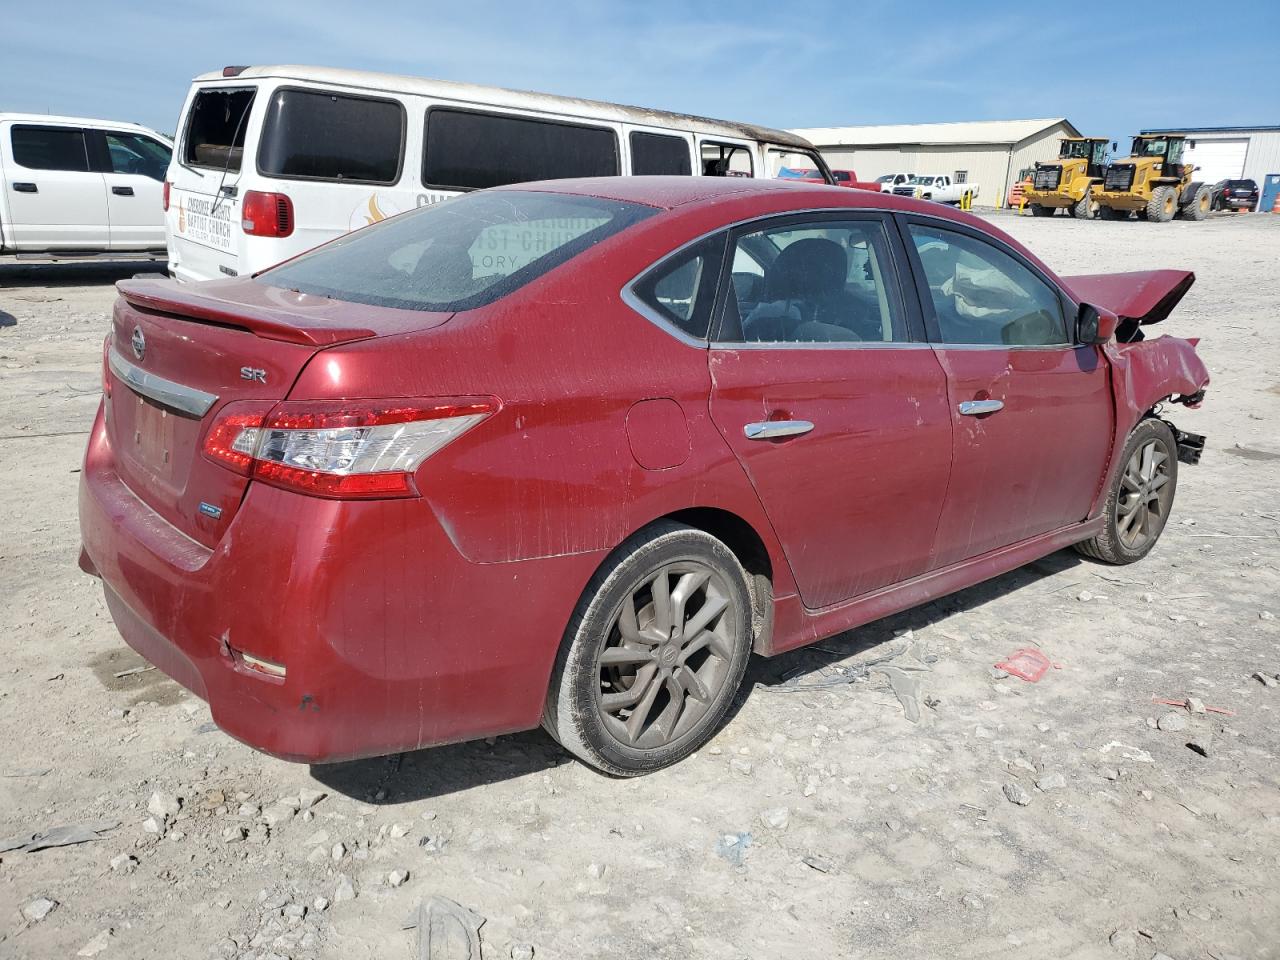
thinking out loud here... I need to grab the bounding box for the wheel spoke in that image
[599,645,656,667]
[1140,442,1155,482]
[624,667,666,743]
[682,592,728,642]
[1117,494,1139,516]
[650,568,673,635]
[1118,502,1142,535]
[600,662,657,713]
[670,570,710,629]
[1120,472,1142,493]
[677,665,711,702]
[647,676,689,743]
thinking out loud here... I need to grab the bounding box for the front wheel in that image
[1075,418,1179,565]
[1146,185,1177,222]
[543,521,754,776]
[1073,188,1098,220]
[1182,184,1211,221]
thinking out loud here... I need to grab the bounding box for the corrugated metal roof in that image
[1142,125,1280,134]
[790,118,1077,147]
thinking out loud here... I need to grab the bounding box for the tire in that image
[1098,204,1121,221]
[1181,184,1211,221]
[1146,185,1177,223]
[1072,188,1097,220]
[1030,203,1054,217]
[1075,418,1179,565]
[543,521,754,776]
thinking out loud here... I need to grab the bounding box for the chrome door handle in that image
[958,399,1004,416]
[744,419,814,440]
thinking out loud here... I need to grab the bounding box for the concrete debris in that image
[802,854,833,873]
[389,869,410,887]
[334,874,357,902]
[1157,712,1188,732]
[3,819,121,853]
[761,807,790,830]
[1186,696,1206,715]
[1003,783,1032,806]
[1036,772,1067,792]
[222,826,247,843]
[146,791,181,819]
[587,862,606,879]
[729,758,753,776]
[714,832,752,867]
[21,897,58,923]
[402,896,486,960]
[77,929,112,957]
[297,787,327,808]
[1252,672,1277,688]
[110,853,139,873]
[510,944,536,960]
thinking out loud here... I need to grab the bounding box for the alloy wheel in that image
[595,562,738,749]
[1116,438,1173,549]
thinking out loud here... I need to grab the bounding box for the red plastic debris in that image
[995,648,1053,683]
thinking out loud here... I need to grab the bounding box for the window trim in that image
[893,212,1078,349]
[708,209,925,348]
[9,123,91,173]
[254,85,407,186]
[422,105,621,193]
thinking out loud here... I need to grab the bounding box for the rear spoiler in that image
[1062,270,1195,341]
[117,279,377,347]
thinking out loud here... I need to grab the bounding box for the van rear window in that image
[258,190,654,312]
[184,88,255,172]
[258,89,404,184]
[424,108,619,191]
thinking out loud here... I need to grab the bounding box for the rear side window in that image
[11,126,89,171]
[259,190,654,312]
[184,88,255,172]
[424,108,620,191]
[630,132,692,176]
[258,89,404,183]
[630,236,723,339]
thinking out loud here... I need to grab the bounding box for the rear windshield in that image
[184,87,255,172]
[258,191,655,312]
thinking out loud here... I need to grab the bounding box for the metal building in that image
[1139,125,1280,187]
[789,118,1081,206]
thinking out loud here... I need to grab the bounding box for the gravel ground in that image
[1,210,1278,960]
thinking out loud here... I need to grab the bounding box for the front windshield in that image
[1134,138,1168,157]
[259,191,655,312]
[1059,140,1091,159]
[875,174,896,183]
[908,175,934,185]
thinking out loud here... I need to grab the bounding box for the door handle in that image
[744,419,814,440]
[958,399,1004,416]
[12,182,37,193]
[112,185,135,197]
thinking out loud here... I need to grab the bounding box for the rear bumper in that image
[78,402,602,763]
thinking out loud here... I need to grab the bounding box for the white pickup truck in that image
[0,113,171,259]
[890,174,980,205]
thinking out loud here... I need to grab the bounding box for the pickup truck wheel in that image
[1030,204,1054,217]
[1072,189,1098,220]
[1075,419,1178,565]
[543,521,753,776]
[1146,186,1177,223]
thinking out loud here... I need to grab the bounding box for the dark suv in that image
[1212,179,1259,211]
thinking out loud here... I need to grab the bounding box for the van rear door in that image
[167,85,257,281]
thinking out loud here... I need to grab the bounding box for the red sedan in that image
[79,177,1209,775]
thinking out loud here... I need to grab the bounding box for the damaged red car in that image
[79,177,1209,775]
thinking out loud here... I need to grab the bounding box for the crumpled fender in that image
[1089,334,1210,516]
[1063,269,1195,335]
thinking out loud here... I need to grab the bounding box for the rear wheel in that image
[544,521,754,776]
[1075,418,1178,565]
[1146,185,1177,222]
[1030,203,1054,217]
[1181,184,1211,221]
[1072,188,1098,220]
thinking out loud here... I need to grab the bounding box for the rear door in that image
[899,216,1113,568]
[707,212,953,609]
[94,129,171,250]
[2,123,108,249]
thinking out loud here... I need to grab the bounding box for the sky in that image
[3,0,1277,141]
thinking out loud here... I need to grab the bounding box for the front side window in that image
[104,132,171,180]
[717,219,907,344]
[424,109,619,191]
[908,224,1067,346]
[630,132,692,176]
[184,88,255,172]
[259,89,404,183]
[11,126,89,172]
[700,141,753,178]
[259,190,654,312]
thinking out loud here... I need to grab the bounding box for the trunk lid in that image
[105,278,451,547]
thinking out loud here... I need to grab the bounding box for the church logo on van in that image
[349,193,403,232]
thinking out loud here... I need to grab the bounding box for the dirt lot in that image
[1,211,1278,960]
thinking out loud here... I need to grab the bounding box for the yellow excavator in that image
[1023,137,1112,219]
[1093,134,1210,222]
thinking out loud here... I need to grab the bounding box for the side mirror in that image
[1188,139,1196,149]
[1077,303,1119,344]
[1112,141,1118,151]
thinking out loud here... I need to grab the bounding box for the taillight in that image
[241,190,294,238]
[202,399,497,500]
[162,180,171,212]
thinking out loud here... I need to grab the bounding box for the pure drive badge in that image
[198,502,223,519]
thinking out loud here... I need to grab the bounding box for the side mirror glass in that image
[1112,141,1118,152]
[1077,303,1118,344]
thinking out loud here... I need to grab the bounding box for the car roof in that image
[0,113,167,137]
[495,175,939,215]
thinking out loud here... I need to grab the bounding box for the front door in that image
[707,213,953,609]
[2,123,108,250]
[900,218,1114,568]
[95,129,171,250]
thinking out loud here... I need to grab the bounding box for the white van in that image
[164,65,834,282]
[0,113,171,258]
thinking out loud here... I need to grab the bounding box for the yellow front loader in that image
[1023,137,1112,219]
[1093,135,1211,222]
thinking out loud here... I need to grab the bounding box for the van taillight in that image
[241,191,294,238]
[162,181,171,212]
